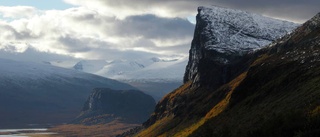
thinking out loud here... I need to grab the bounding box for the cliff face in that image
[73,88,155,125]
[136,7,320,137]
[184,6,297,88]
[141,6,298,131]
[190,12,320,137]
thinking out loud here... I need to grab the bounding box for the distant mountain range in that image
[71,56,188,82]
[51,56,188,101]
[0,58,135,128]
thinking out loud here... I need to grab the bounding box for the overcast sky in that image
[0,0,319,62]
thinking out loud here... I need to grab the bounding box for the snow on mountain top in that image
[0,58,129,88]
[73,60,109,73]
[111,56,188,82]
[61,56,188,83]
[197,6,299,54]
[0,58,78,79]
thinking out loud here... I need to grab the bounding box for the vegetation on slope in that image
[137,13,320,137]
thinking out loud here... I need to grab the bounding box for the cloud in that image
[0,6,194,62]
[210,0,320,23]
[0,46,76,62]
[63,0,205,19]
[113,14,194,39]
[63,0,320,23]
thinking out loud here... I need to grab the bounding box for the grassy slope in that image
[137,13,320,137]
[137,18,320,136]
[190,52,320,137]
[136,73,249,137]
[137,50,320,137]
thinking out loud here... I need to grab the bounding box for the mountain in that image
[0,58,135,128]
[132,7,320,137]
[72,88,155,125]
[59,56,188,101]
[184,6,298,88]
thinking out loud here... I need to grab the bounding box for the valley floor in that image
[0,121,138,137]
[47,122,139,137]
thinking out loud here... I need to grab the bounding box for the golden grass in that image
[173,72,248,137]
[136,116,174,137]
[49,121,139,137]
[136,82,192,137]
[137,73,248,137]
[163,81,192,101]
[137,72,248,137]
[311,106,320,117]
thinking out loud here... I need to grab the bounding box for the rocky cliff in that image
[184,6,298,88]
[135,7,320,137]
[141,5,298,129]
[73,88,155,125]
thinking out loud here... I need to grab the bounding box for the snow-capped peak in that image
[197,6,299,54]
[184,6,299,84]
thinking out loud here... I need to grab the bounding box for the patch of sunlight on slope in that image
[165,81,192,101]
[136,116,175,137]
[311,106,320,116]
[136,82,192,137]
[173,72,248,137]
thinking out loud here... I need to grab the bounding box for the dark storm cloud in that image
[158,0,320,22]
[66,0,319,23]
[112,14,195,40]
[58,35,93,53]
[210,0,320,22]
[57,32,160,59]
[0,24,39,40]
[0,47,75,62]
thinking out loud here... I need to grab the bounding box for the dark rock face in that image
[183,6,297,88]
[73,88,156,125]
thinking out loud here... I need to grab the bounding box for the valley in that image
[0,2,319,137]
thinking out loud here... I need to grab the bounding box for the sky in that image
[0,0,71,10]
[0,0,319,62]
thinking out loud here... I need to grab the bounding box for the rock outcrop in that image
[73,88,156,125]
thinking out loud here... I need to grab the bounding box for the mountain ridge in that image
[134,7,320,137]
